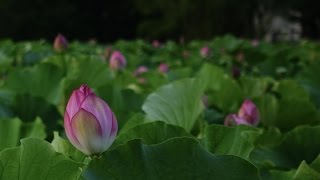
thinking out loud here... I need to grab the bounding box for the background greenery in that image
[1,36,320,179]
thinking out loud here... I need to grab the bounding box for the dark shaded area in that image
[1,0,320,42]
[0,0,139,42]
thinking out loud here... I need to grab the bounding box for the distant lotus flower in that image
[152,40,161,48]
[251,39,259,47]
[53,34,68,52]
[200,46,210,58]
[134,66,149,77]
[64,85,118,155]
[109,50,127,70]
[224,114,244,126]
[224,99,260,127]
[138,77,146,84]
[158,63,169,73]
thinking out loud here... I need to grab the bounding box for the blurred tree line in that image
[0,0,319,42]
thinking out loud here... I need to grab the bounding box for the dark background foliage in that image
[0,0,320,42]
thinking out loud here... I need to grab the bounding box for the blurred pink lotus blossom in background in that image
[109,50,127,70]
[53,34,68,52]
[200,46,211,58]
[224,99,260,127]
[158,63,169,73]
[152,40,161,48]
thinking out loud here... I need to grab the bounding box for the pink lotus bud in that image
[224,99,260,127]
[238,99,260,125]
[158,63,169,73]
[200,46,210,58]
[64,85,118,155]
[53,34,68,52]
[109,50,127,70]
[224,114,249,126]
[134,66,149,77]
[152,40,161,48]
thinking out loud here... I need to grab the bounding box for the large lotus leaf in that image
[140,71,167,91]
[11,94,61,134]
[83,137,261,180]
[251,126,320,169]
[21,49,53,66]
[0,138,82,180]
[270,80,319,131]
[270,159,320,180]
[167,67,193,82]
[269,170,296,180]
[202,125,261,159]
[197,63,243,112]
[298,62,320,107]
[0,117,46,151]
[60,56,113,114]
[254,127,283,148]
[0,89,13,118]
[275,80,310,100]
[211,35,244,52]
[4,63,64,105]
[119,113,147,134]
[293,161,320,180]
[239,76,274,99]
[113,121,192,147]
[275,98,318,131]
[254,93,318,131]
[254,94,279,126]
[51,132,86,163]
[0,51,13,73]
[142,78,204,132]
[96,84,144,128]
[65,57,112,88]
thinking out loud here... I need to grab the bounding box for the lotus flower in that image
[200,46,210,58]
[134,66,149,77]
[158,63,169,73]
[251,39,259,47]
[138,77,146,84]
[152,40,161,48]
[53,34,68,52]
[64,85,118,155]
[224,99,260,126]
[109,50,127,70]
